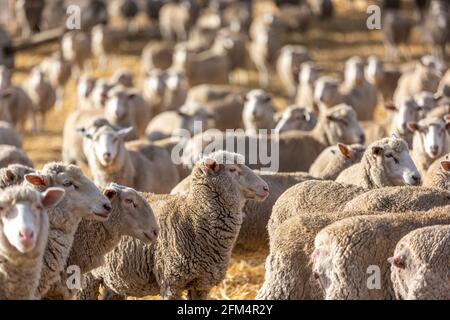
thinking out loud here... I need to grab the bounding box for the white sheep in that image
[0,121,23,148]
[313,76,343,113]
[0,86,35,132]
[423,153,450,190]
[61,31,91,77]
[365,56,402,104]
[242,89,276,133]
[0,144,34,169]
[295,61,323,112]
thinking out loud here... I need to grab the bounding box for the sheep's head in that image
[144,69,167,96]
[299,61,322,85]
[369,137,421,186]
[344,56,365,86]
[323,104,365,145]
[0,164,35,189]
[313,76,340,108]
[103,183,160,244]
[104,86,137,123]
[386,97,421,135]
[0,186,64,254]
[91,79,114,108]
[77,75,97,100]
[192,151,269,207]
[365,56,384,85]
[274,105,316,133]
[24,162,112,222]
[408,116,450,160]
[413,91,438,116]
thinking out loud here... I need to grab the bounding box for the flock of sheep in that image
[0,0,449,300]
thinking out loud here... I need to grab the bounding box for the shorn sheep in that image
[79,151,269,300]
[0,186,65,300]
[389,224,450,300]
[336,137,421,189]
[312,207,450,299]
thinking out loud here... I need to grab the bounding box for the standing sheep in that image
[242,89,276,133]
[0,186,65,300]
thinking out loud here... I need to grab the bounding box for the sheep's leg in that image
[188,289,209,300]
[160,286,183,300]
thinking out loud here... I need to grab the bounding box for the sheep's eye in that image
[385,154,399,164]
[125,199,136,207]
[229,167,237,172]
[62,181,73,187]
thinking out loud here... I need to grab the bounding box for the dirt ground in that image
[11,0,436,300]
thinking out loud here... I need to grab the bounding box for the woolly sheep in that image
[0,186,65,300]
[365,56,401,104]
[274,105,316,133]
[61,31,91,77]
[0,164,35,189]
[312,207,450,299]
[309,143,366,180]
[0,145,34,169]
[313,76,343,113]
[423,153,450,190]
[0,121,23,148]
[242,89,276,133]
[295,61,323,112]
[389,224,450,300]
[80,151,269,300]
[336,137,421,189]
[141,42,174,73]
[0,86,35,132]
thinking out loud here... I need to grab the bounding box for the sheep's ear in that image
[41,188,65,209]
[5,169,15,182]
[406,122,419,132]
[326,115,336,122]
[338,143,352,159]
[372,146,383,156]
[204,159,221,173]
[385,104,397,112]
[176,110,190,118]
[440,161,450,172]
[103,188,118,200]
[25,174,48,186]
[117,127,134,140]
[387,255,406,269]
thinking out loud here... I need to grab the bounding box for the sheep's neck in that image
[93,147,135,187]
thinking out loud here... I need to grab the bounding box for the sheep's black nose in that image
[412,175,421,185]
[263,186,269,192]
[103,203,112,212]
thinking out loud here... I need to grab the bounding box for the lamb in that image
[0,164,35,189]
[0,186,65,300]
[336,137,421,189]
[389,224,450,300]
[423,153,450,190]
[171,41,230,87]
[83,125,179,193]
[393,56,443,107]
[39,51,72,109]
[365,56,402,104]
[276,45,311,99]
[308,143,366,180]
[182,103,365,172]
[312,207,450,299]
[274,105,316,133]
[313,76,343,113]
[0,86,35,132]
[0,145,34,169]
[61,31,91,77]
[340,56,378,121]
[242,89,276,133]
[0,121,23,148]
[295,61,323,112]
[24,68,56,132]
[24,162,112,298]
[141,41,174,73]
[78,151,270,300]
[408,116,450,175]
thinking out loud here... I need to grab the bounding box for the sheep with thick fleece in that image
[309,143,365,180]
[336,137,421,189]
[24,162,112,298]
[408,116,450,175]
[0,145,34,169]
[274,105,316,133]
[183,104,365,172]
[0,186,65,300]
[0,164,35,189]
[0,121,23,148]
[295,62,323,112]
[423,154,450,190]
[313,76,344,113]
[242,89,276,133]
[141,42,174,73]
[365,56,401,104]
[389,224,450,300]
[79,151,269,300]
[83,125,179,193]
[0,86,35,132]
[312,207,450,299]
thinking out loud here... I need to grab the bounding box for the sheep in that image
[171,170,316,252]
[159,1,196,41]
[0,121,23,148]
[145,102,214,141]
[24,162,112,298]
[336,137,421,189]
[340,56,378,121]
[295,61,323,112]
[0,164,35,189]
[39,51,72,109]
[312,207,450,299]
[0,65,12,90]
[0,86,35,132]
[276,45,311,99]
[242,89,276,133]
[110,69,134,88]
[61,31,91,77]
[79,0,109,32]
[83,124,180,193]
[423,0,449,62]
[0,145,34,169]
[142,68,167,115]
[15,0,45,38]
[89,79,115,110]
[78,151,270,300]
[41,0,66,30]
[274,105,316,133]
[24,68,56,132]
[109,0,140,32]
[171,41,230,87]
[309,0,334,19]
[436,68,450,98]
[382,9,415,61]
[413,91,438,116]
[183,103,365,172]
[162,69,189,112]
[408,116,450,175]
[423,153,450,190]
[0,186,65,300]
[141,41,174,73]
[313,76,344,113]
[77,75,97,110]
[309,143,366,180]
[211,28,248,72]
[0,27,14,69]
[91,25,125,70]
[393,56,443,107]
[389,224,450,300]
[365,56,402,104]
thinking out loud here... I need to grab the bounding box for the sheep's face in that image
[408,118,450,160]
[165,70,188,91]
[300,62,321,85]
[388,98,421,135]
[77,76,96,100]
[413,91,437,116]
[371,138,421,186]
[105,89,136,122]
[242,90,275,129]
[103,184,160,244]
[90,127,133,167]
[314,78,340,107]
[274,107,315,133]
[0,89,14,123]
[0,187,63,254]
[91,81,113,108]
[344,57,365,85]
[365,56,383,85]
[324,104,365,145]
[144,70,166,96]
